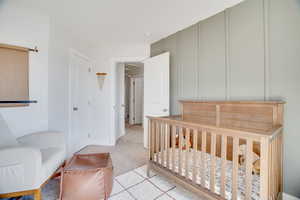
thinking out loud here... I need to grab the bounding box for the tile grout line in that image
[147,178,176,199]
[113,167,178,200]
[133,169,177,200]
[109,179,127,197]
[114,178,139,200]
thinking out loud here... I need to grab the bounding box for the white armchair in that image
[0,115,66,200]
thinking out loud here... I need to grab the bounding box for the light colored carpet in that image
[41,125,147,200]
[79,125,147,176]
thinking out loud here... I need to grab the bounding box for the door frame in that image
[110,56,148,145]
[115,63,126,141]
[68,48,93,155]
[129,76,143,125]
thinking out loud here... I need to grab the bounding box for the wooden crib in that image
[147,101,284,200]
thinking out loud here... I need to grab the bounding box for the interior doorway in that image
[113,52,170,148]
[114,62,144,146]
[125,64,144,126]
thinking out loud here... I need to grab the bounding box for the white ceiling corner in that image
[1,0,245,49]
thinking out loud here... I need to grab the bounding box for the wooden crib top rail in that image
[178,100,285,105]
[148,115,282,141]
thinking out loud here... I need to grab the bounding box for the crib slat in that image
[277,135,281,195]
[268,141,273,199]
[275,137,278,198]
[179,127,184,176]
[185,128,191,179]
[192,129,198,182]
[279,133,283,192]
[269,140,275,199]
[161,123,165,167]
[148,119,151,160]
[210,132,216,192]
[166,123,170,169]
[245,139,253,200]
[232,137,239,200]
[172,126,176,172]
[277,136,280,196]
[201,130,207,186]
[275,138,278,196]
[156,122,160,164]
[150,120,155,161]
[260,137,270,200]
[153,121,157,162]
[271,138,274,199]
[220,135,227,198]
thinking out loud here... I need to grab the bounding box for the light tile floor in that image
[109,165,204,200]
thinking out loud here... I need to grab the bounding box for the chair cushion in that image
[0,114,18,148]
[40,147,65,183]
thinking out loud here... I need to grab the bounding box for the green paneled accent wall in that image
[150,0,300,197]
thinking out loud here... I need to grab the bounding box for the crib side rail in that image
[148,117,283,200]
[260,129,283,200]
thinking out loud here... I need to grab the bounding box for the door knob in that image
[73,107,78,111]
[162,108,168,112]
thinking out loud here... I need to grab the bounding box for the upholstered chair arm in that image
[0,146,42,194]
[17,131,65,150]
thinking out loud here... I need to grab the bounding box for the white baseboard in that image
[283,193,300,200]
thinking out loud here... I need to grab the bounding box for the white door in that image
[70,53,92,153]
[115,63,125,140]
[134,77,144,124]
[143,52,170,148]
[129,77,144,125]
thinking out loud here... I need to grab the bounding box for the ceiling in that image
[1,0,244,49]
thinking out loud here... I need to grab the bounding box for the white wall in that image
[47,26,75,136]
[0,4,49,137]
[88,44,149,145]
[0,1,92,148]
[48,42,149,147]
[47,40,150,149]
[0,2,150,150]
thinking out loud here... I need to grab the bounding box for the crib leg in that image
[147,164,151,178]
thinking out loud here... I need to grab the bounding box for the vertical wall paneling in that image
[176,31,183,100]
[263,0,270,100]
[225,10,231,100]
[177,25,198,99]
[164,35,179,115]
[150,1,300,195]
[198,12,226,100]
[228,0,265,99]
[196,22,201,99]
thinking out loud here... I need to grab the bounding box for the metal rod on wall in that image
[0,100,38,104]
[0,43,38,53]
[28,46,38,52]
